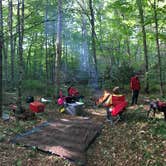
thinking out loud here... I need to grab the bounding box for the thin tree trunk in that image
[13,30,17,80]
[89,0,98,88]
[17,0,24,114]
[153,0,164,96]
[45,34,49,94]
[55,0,62,96]
[0,0,3,117]
[52,36,55,84]
[8,0,15,88]
[45,2,49,94]
[137,0,149,93]
[3,41,8,89]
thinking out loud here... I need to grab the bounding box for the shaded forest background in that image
[0,0,166,114]
[0,1,166,166]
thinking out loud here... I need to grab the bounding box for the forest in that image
[0,0,166,165]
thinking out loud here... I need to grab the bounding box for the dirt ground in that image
[0,94,166,166]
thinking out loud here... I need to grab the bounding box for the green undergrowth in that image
[149,120,166,139]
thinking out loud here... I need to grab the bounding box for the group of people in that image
[58,73,141,123]
[96,73,141,123]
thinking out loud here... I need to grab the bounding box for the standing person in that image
[130,74,141,105]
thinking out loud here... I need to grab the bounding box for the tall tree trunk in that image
[45,2,49,94]
[153,0,164,96]
[45,34,49,95]
[0,0,3,117]
[89,0,98,88]
[17,0,24,114]
[52,36,56,84]
[55,0,62,96]
[8,0,15,88]
[3,40,8,90]
[137,0,149,93]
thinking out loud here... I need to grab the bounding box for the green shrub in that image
[151,121,166,139]
[22,80,46,94]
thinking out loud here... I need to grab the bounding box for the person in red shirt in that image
[68,86,79,97]
[67,85,84,102]
[130,74,141,105]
